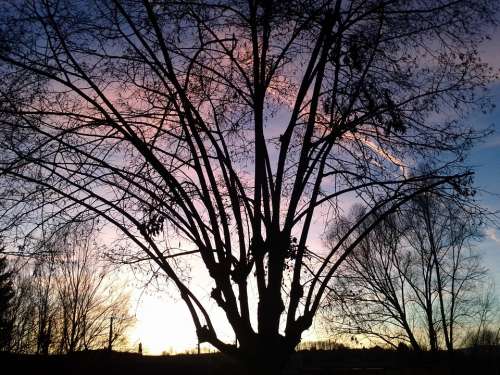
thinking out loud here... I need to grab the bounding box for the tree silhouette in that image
[323,193,489,351]
[54,223,134,353]
[0,0,497,372]
[4,224,134,354]
[0,255,14,350]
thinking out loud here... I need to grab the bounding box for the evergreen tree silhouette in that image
[0,256,14,350]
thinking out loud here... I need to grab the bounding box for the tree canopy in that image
[0,0,497,372]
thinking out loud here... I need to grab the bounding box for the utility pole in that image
[108,316,114,352]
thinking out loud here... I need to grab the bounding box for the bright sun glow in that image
[125,226,328,355]
[127,292,323,355]
[128,294,198,355]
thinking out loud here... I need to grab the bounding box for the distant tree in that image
[54,223,134,353]
[32,253,58,355]
[323,193,490,352]
[403,191,487,352]
[5,223,134,354]
[7,268,38,353]
[462,328,500,348]
[323,209,422,350]
[0,1,497,372]
[461,284,500,348]
[0,255,14,351]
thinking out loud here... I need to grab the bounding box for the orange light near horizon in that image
[128,293,198,355]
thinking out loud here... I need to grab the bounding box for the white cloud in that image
[485,227,500,244]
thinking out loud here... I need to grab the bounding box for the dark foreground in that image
[2,347,500,375]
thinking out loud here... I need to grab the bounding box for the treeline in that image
[323,188,499,351]
[0,223,134,354]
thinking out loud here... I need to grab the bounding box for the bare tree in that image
[403,191,487,351]
[54,223,134,353]
[323,208,424,350]
[324,194,490,352]
[31,253,59,354]
[1,252,60,354]
[7,269,38,353]
[0,1,497,372]
[462,283,500,348]
[4,224,134,354]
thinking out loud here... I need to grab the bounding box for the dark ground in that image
[1,347,499,375]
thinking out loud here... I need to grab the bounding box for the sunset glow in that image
[0,2,500,375]
[128,295,197,354]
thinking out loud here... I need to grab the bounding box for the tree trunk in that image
[236,334,296,375]
[402,322,422,351]
[425,305,438,351]
[243,345,291,375]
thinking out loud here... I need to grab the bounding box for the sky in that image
[466,84,500,286]
[123,37,500,356]
[464,29,500,286]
